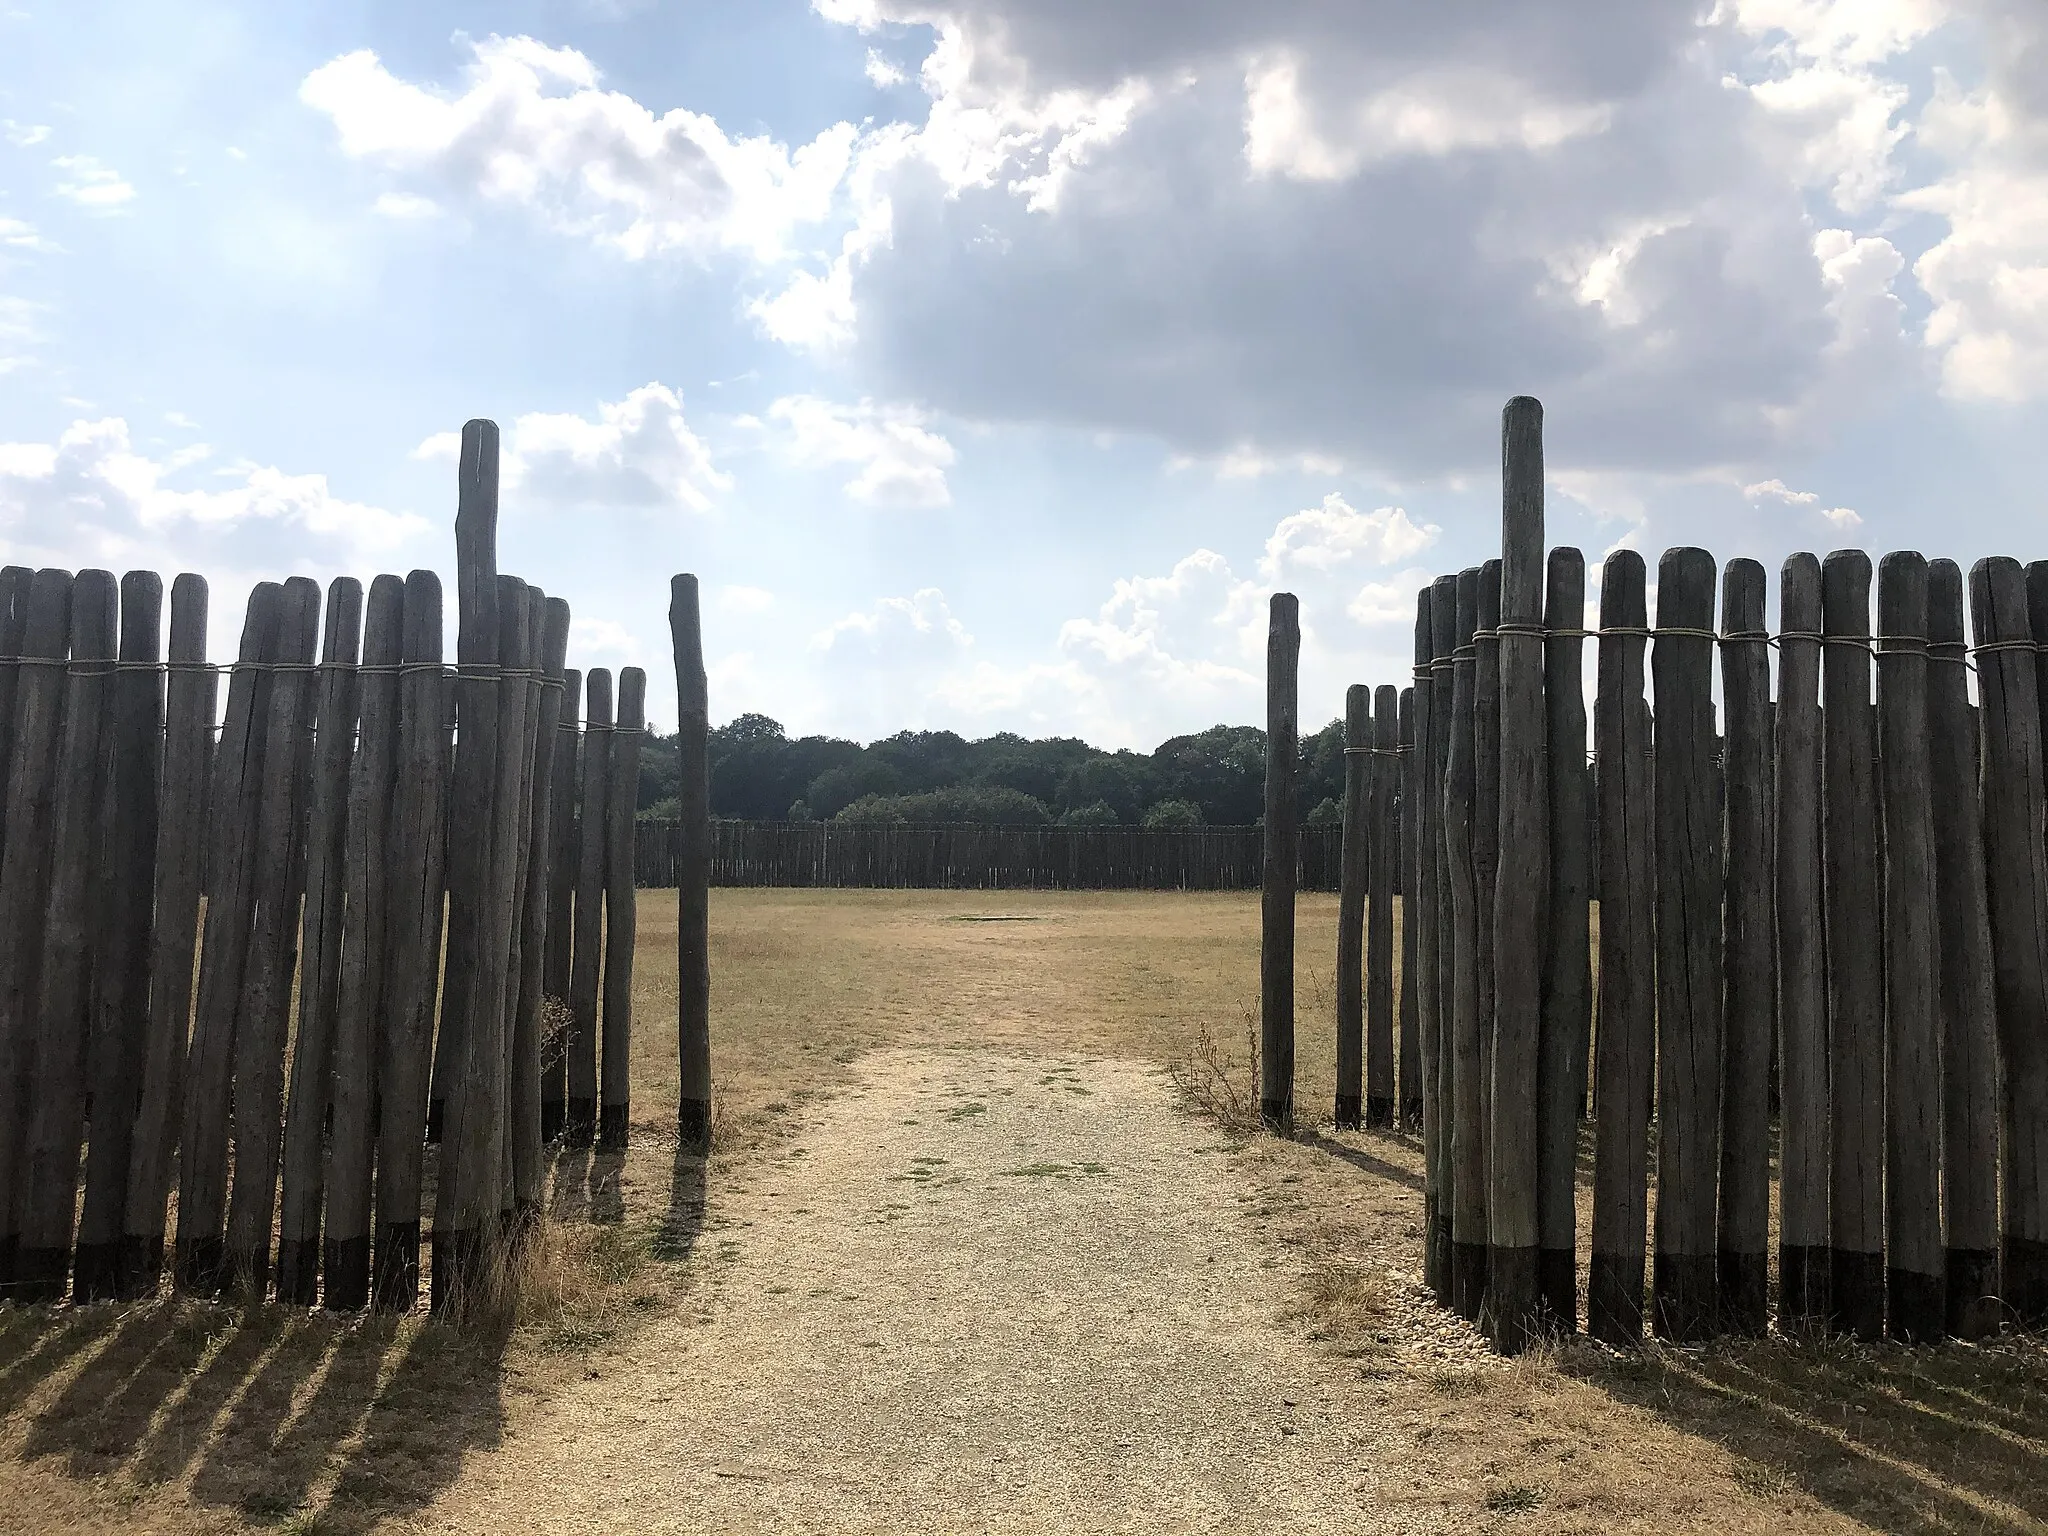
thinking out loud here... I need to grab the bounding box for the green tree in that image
[1141,797,1204,828]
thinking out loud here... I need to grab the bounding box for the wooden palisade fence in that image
[0,418,656,1314]
[1280,394,2045,1352]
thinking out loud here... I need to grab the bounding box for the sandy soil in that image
[426,1047,1446,1535]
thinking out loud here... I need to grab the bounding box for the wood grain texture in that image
[1413,591,1445,1300]
[1259,593,1299,1134]
[513,596,571,1216]
[1367,684,1398,1127]
[1397,686,1420,1129]
[1335,683,1368,1130]
[568,669,612,1148]
[544,667,581,1142]
[673,577,713,1153]
[1538,546,1586,1334]
[1445,568,1485,1322]
[601,666,645,1149]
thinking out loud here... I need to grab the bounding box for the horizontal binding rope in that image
[1874,635,1930,655]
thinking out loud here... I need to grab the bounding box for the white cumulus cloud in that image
[768,394,956,506]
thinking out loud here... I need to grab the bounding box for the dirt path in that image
[424,1047,1439,1535]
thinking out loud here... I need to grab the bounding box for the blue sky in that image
[2,0,2044,744]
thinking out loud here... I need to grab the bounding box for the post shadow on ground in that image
[1301,1127,1425,1193]
[588,1149,626,1225]
[655,1140,707,1262]
[1566,1331,2048,1535]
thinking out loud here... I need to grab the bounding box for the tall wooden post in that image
[569,669,612,1147]
[15,570,118,1300]
[1260,593,1300,1134]
[1489,398,1548,1352]
[1928,559,2001,1336]
[1336,683,1369,1129]
[1446,567,1485,1321]
[544,666,581,1143]
[1776,554,1828,1330]
[1397,686,1420,1129]
[672,575,713,1154]
[74,571,164,1300]
[1539,546,1586,1332]
[513,597,572,1218]
[1473,560,1502,1217]
[374,571,446,1312]
[1429,575,1459,1297]
[1413,592,1445,1298]
[325,574,403,1310]
[1971,558,2048,1323]
[278,577,364,1303]
[601,667,645,1149]
[497,586,547,1221]
[122,573,212,1296]
[0,569,73,1288]
[1717,559,1773,1336]
[224,575,322,1299]
[1652,547,1723,1343]
[1822,550,1885,1339]
[1367,684,1398,1127]
[1590,550,1653,1346]
[1875,552,1943,1340]
[0,567,30,865]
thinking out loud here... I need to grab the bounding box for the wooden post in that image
[600,667,645,1150]
[1429,574,1460,1298]
[513,597,571,1219]
[1971,557,2048,1324]
[1649,547,1723,1343]
[73,572,165,1300]
[1538,546,1586,1333]
[1715,559,1773,1336]
[1336,683,1368,1129]
[1446,567,1486,1322]
[374,571,446,1312]
[1473,559,1502,1247]
[673,577,713,1153]
[1398,686,1420,1129]
[15,571,118,1300]
[277,578,364,1303]
[1875,552,1944,1340]
[0,570,76,1288]
[1489,398,1548,1352]
[1776,554,1828,1331]
[176,582,284,1294]
[569,669,612,1148]
[121,574,211,1296]
[544,666,581,1143]
[1413,591,1446,1299]
[0,567,30,863]
[1367,684,1398,1127]
[1928,559,2000,1337]
[1823,550,1885,1339]
[497,586,547,1222]
[323,574,403,1311]
[223,576,322,1298]
[1589,550,1653,1346]
[1260,593,1300,1134]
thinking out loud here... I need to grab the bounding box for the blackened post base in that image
[1778,1243,1829,1331]
[678,1098,712,1156]
[598,1104,630,1151]
[1718,1249,1768,1336]
[324,1235,371,1312]
[373,1220,421,1312]
[1652,1252,1718,1343]
[116,1234,164,1301]
[1422,1195,1444,1300]
[276,1238,321,1306]
[0,1233,16,1288]
[176,1233,228,1298]
[2004,1234,2048,1325]
[1830,1248,1885,1340]
[430,1226,485,1317]
[71,1242,120,1303]
[223,1243,271,1304]
[1259,1097,1293,1136]
[1334,1094,1362,1131]
[12,1247,70,1305]
[1887,1266,1946,1343]
[1538,1246,1576,1332]
[1588,1250,1644,1347]
[565,1096,597,1150]
[1946,1247,2000,1339]
[1365,1096,1394,1128]
[1486,1245,1540,1354]
[541,1098,566,1144]
[1451,1241,1487,1321]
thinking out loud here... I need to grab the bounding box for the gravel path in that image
[423,1047,1436,1534]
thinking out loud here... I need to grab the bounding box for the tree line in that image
[632,713,1355,828]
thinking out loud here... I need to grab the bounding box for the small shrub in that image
[1165,1005,1261,1135]
[1141,797,1204,829]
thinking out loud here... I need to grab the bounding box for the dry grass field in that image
[0,888,2043,1532]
